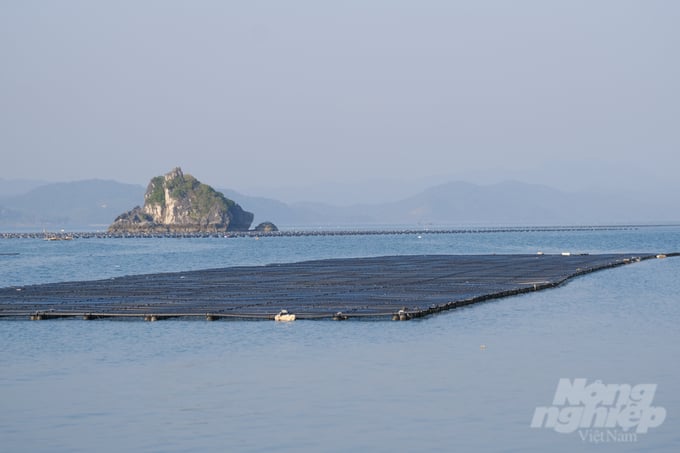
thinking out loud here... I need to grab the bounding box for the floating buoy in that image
[333,311,348,321]
[274,309,296,322]
[393,309,411,321]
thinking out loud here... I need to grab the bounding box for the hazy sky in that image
[1,1,678,195]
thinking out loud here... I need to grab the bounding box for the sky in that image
[1,1,678,199]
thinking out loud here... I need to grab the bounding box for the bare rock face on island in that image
[108,168,254,233]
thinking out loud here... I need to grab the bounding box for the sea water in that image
[1,226,679,452]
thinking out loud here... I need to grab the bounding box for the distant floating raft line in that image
[0,253,676,321]
[0,224,650,240]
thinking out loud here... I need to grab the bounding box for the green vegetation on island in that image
[109,168,274,233]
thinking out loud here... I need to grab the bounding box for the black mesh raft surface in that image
[0,253,671,320]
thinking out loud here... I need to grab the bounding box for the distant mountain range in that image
[0,180,144,229]
[0,178,49,198]
[0,178,677,230]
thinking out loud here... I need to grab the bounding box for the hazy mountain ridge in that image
[0,178,677,229]
[218,181,678,226]
[0,178,50,198]
[0,180,144,228]
[217,189,325,226]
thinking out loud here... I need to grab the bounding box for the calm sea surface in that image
[1,226,679,452]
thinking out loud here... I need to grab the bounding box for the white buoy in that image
[396,309,411,321]
[274,309,296,322]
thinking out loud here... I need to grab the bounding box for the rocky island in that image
[108,168,266,233]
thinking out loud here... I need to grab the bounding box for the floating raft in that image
[0,253,673,321]
[0,225,639,240]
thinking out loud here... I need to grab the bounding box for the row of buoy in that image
[212,309,409,322]
[1,225,637,240]
[27,310,354,322]
[31,309,416,322]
